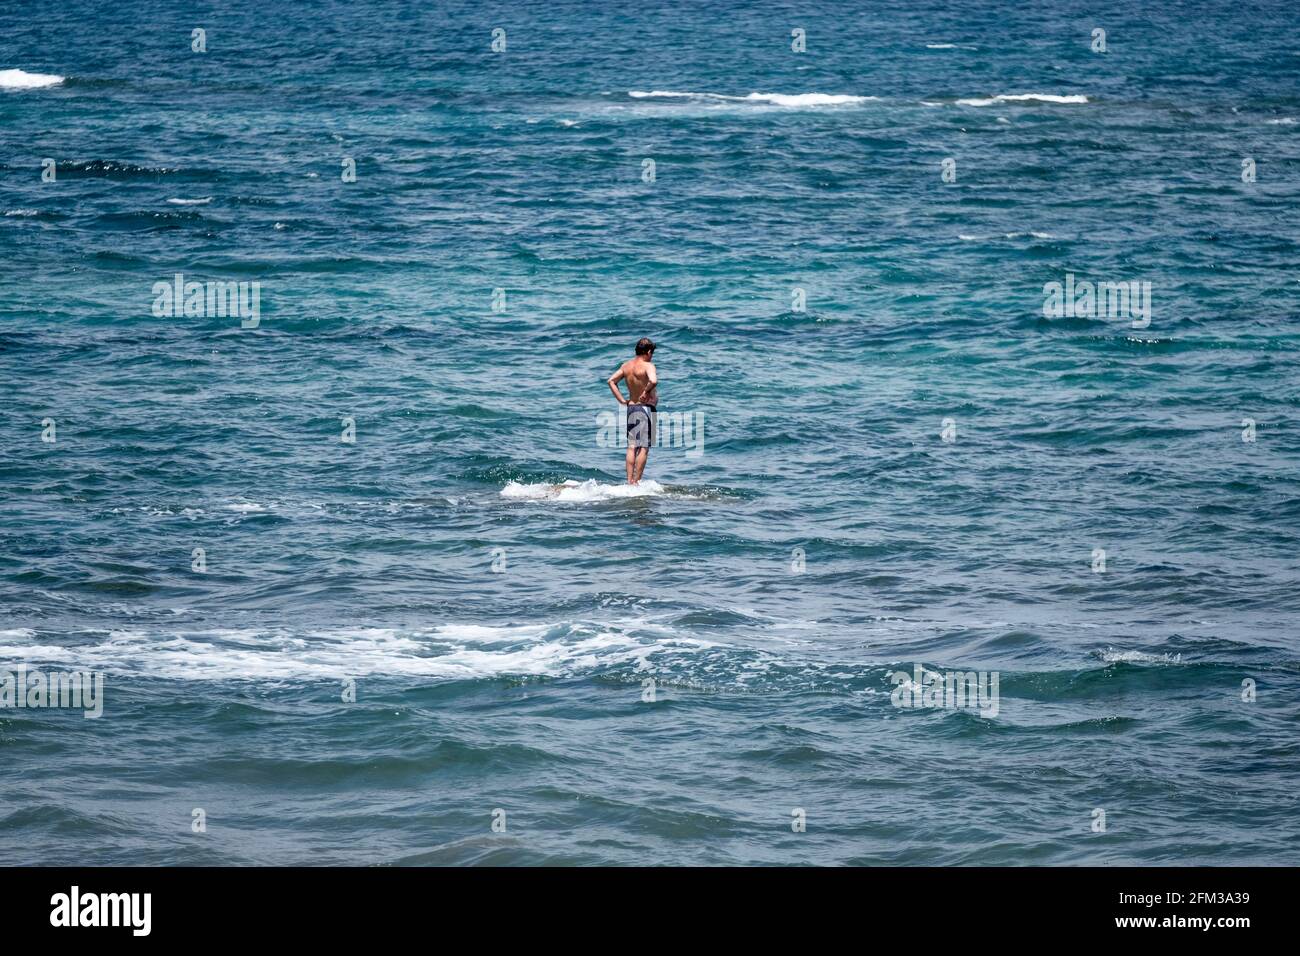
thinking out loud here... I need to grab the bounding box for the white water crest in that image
[956,93,1089,107]
[628,90,875,108]
[0,68,65,89]
[501,478,669,502]
[0,622,717,681]
[1098,648,1184,665]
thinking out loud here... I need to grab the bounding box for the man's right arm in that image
[607,366,627,404]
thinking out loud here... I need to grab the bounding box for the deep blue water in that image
[1,0,1298,865]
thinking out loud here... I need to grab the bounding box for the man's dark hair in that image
[635,337,655,356]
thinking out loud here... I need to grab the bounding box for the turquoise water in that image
[2,0,1299,865]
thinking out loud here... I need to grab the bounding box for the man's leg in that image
[625,445,636,484]
[632,447,648,483]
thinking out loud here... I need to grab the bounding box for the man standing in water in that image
[606,338,658,485]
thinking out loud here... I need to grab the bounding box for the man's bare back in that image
[620,357,658,407]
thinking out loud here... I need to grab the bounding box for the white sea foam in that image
[4,209,39,217]
[926,43,976,49]
[1265,117,1296,125]
[110,505,206,518]
[1099,648,1183,665]
[0,623,716,682]
[628,90,875,108]
[166,197,212,205]
[956,93,1089,107]
[501,478,668,502]
[0,68,65,89]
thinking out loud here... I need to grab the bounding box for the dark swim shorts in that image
[626,403,657,449]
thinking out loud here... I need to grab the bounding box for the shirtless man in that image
[606,337,658,485]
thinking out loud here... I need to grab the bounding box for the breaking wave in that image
[956,93,1089,107]
[627,90,875,108]
[0,68,65,89]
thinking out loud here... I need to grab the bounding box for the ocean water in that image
[2,0,1299,866]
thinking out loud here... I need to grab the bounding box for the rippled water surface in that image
[1,0,1298,865]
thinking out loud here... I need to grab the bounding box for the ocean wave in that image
[499,479,734,502]
[53,160,184,178]
[1097,648,1184,665]
[167,196,213,205]
[3,209,39,217]
[956,93,1089,107]
[0,621,896,694]
[627,90,875,108]
[958,231,1055,241]
[91,209,213,231]
[925,43,977,50]
[502,478,668,501]
[0,622,715,682]
[0,68,65,89]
